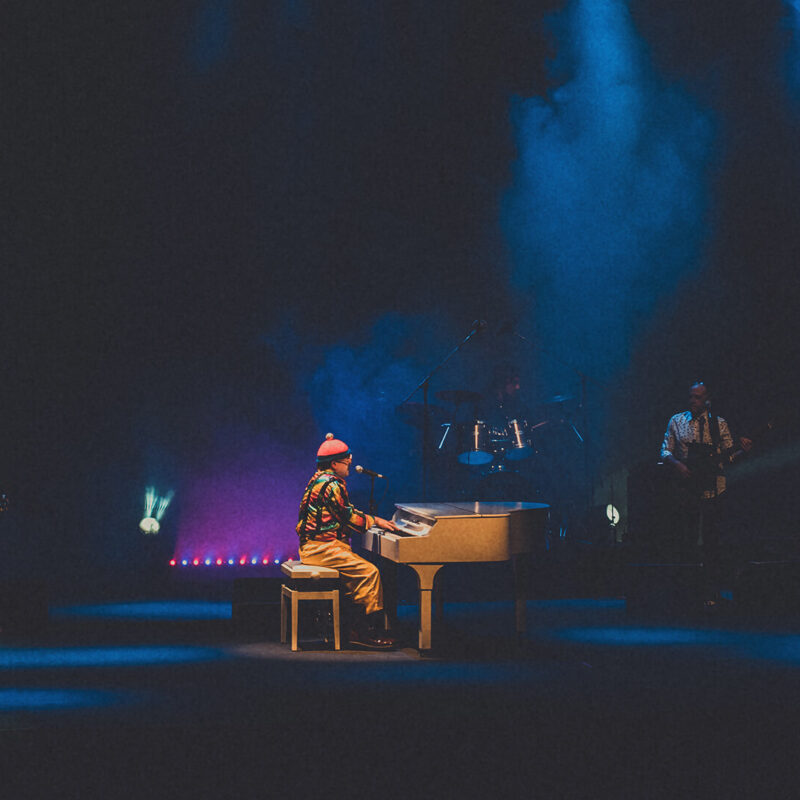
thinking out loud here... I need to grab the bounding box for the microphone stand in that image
[367,473,377,515]
[399,321,486,500]
[706,402,721,501]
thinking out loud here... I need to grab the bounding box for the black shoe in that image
[348,627,396,650]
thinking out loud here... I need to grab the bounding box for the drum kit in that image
[450,417,544,467]
[397,389,580,489]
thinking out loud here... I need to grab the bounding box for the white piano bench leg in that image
[280,584,341,652]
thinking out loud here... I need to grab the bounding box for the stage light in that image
[144,486,157,518]
[168,554,285,568]
[139,487,174,535]
[582,505,621,545]
[139,517,160,534]
[155,491,174,521]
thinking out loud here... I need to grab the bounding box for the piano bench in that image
[280,560,341,651]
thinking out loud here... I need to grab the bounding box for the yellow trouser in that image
[299,539,383,616]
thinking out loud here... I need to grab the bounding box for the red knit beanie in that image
[316,432,351,465]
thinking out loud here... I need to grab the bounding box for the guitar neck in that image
[729,419,775,463]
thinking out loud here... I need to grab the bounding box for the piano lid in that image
[395,501,548,519]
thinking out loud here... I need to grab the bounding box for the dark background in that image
[3,0,800,589]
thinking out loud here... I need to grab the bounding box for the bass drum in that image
[503,418,535,461]
[457,420,495,465]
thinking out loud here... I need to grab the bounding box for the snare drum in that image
[504,418,535,461]
[457,420,495,465]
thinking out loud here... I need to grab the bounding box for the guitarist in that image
[660,381,752,607]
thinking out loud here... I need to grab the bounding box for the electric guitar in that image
[726,417,775,463]
[665,417,776,495]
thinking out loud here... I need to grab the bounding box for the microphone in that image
[355,465,386,480]
[471,319,488,334]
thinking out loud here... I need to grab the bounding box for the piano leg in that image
[512,553,529,642]
[434,577,444,625]
[382,561,399,632]
[408,564,444,650]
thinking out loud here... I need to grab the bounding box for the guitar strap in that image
[708,409,722,455]
[708,409,723,499]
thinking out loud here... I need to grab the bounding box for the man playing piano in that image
[296,434,399,650]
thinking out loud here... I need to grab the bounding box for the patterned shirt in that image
[660,410,733,497]
[296,469,375,544]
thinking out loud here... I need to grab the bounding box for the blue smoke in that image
[784,1,800,106]
[191,0,232,73]
[304,313,462,502]
[261,313,486,508]
[503,0,716,395]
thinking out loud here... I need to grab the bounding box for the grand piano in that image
[357,501,548,649]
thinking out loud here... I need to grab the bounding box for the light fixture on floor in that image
[139,486,174,534]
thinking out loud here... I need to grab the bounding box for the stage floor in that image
[2,595,800,797]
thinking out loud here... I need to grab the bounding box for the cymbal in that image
[395,403,446,427]
[436,389,483,406]
[542,394,576,406]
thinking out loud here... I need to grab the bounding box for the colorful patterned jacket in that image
[296,469,375,544]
